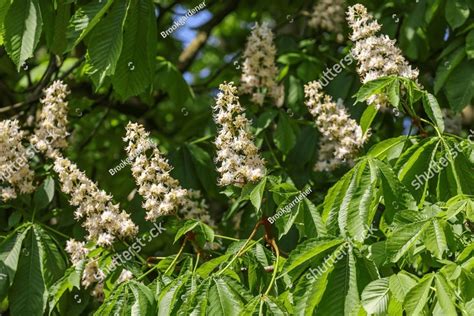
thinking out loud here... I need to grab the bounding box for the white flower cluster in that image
[65,239,89,266]
[0,120,36,201]
[30,80,70,158]
[124,122,213,226]
[117,269,134,283]
[240,23,284,107]
[308,0,345,41]
[81,259,104,288]
[53,155,138,246]
[180,189,215,227]
[214,82,266,186]
[305,81,368,171]
[346,4,419,108]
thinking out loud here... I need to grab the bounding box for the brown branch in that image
[177,0,239,72]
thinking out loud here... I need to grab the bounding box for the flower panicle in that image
[240,23,284,107]
[304,81,368,171]
[213,82,266,186]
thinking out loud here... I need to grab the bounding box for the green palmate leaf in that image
[424,219,448,259]
[274,112,296,154]
[174,220,199,243]
[250,176,266,212]
[241,296,261,316]
[0,262,9,300]
[94,283,128,315]
[396,137,440,199]
[155,57,194,106]
[4,0,43,70]
[47,262,84,314]
[196,254,232,278]
[467,29,474,59]
[444,59,474,111]
[337,160,378,241]
[367,136,407,161]
[361,278,390,315]
[39,0,70,55]
[66,0,114,51]
[221,275,253,303]
[197,222,215,243]
[434,274,457,315]
[322,168,355,233]
[112,0,156,99]
[316,250,361,315]
[282,238,343,275]
[386,220,431,262]
[389,271,418,303]
[434,46,466,94]
[274,196,303,238]
[9,228,46,316]
[207,277,244,316]
[387,298,404,316]
[35,225,66,286]
[277,52,305,65]
[422,92,445,133]
[371,159,417,223]
[288,75,303,107]
[34,176,55,211]
[129,281,156,316]
[86,0,128,84]
[294,258,333,316]
[355,76,396,103]
[360,104,379,136]
[185,143,219,196]
[0,0,11,45]
[255,110,278,135]
[445,0,470,29]
[263,296,289,315]
[322,159,378,240]
[0,226,28,300]
[403,274,434,316]
[302,198,327,238]
[180,279,211,316]
[387,79,401,108]
[157,273,190,316]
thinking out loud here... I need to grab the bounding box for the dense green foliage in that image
[0,0,473,315]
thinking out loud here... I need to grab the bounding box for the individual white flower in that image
[346,4,419,108]
[82,260,103,288]
[30,80,70,158]
[53,154,138,244]
[0,119,36,200]
[65,239,89,266]
[91,282,104,301]
[241,23,284,107]
[308,0,345,41]
[305,81,368,171]
[97,233,115,247]
[179,189,215,228]
[0,187,17,201]
[213,82,266,186]
[124,122,214,224]
[118,269,134,283]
